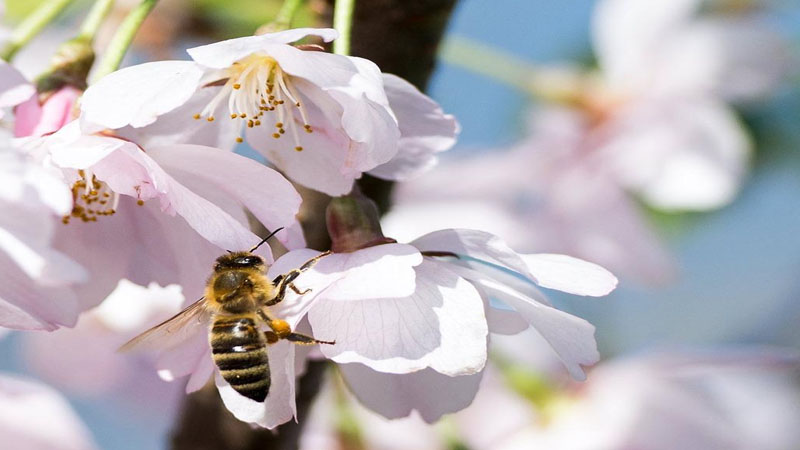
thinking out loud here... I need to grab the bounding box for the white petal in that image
[80,61,204,129]
[147,144,302,250]
[217,340,296,428]
[271,244,422,311]
[411,228,539,283]
[309,260,487,375]
[369,74,459,180]
[86,143,265,254]
[327,88,400,171]
[340,364,483,423]
[46,122,130,169]
[485,299,530,336]
[0,61,34,116]
[0,250,80,330]
[0,374,98,450]
[154,330,210,381]
[520,253,617,296]
[185,351,214,393]
[470,275,599,381]
[246,108,356,196]
[187,28,338,69]
[115,86,242,151]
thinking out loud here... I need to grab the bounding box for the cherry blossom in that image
[79,28,457,195]
[0,373,98,450]
[21,120,304,311]
[270,227,614,423]
[140,225,614,427]
[0,139,87,331]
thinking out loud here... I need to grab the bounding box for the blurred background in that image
[2,0,800,448]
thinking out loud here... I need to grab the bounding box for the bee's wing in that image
[119,297,211,353]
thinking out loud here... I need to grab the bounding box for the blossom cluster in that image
[0,0,797,446]
[0,23,618,431]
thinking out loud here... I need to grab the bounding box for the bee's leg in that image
[265,250,332,307]
[264,330,280,344]
[258,308,334,346]
[285,333,335,346]
[289,283,310,295]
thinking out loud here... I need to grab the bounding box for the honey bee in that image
[121,228,333,402]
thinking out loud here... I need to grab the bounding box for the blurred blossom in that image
[593,0,792,105]
[22,280,184,417]
[388,107,675,284]
[485,348,800,450]
[0,139,87,331]
[80,28,457,195]
[0,372,98,450]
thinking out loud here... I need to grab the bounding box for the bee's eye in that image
[232,256,259,267]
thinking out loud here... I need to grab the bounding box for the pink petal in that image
[80,61,204,129]
[0,250,80,330]
[14,86,80,138]
[340,364,484,423]
[85,143,266,255]
[147,144,302,250]
[46,122,130,169]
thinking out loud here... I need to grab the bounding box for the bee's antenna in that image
[250,227,284,253]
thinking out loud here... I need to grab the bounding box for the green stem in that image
[439,36,536,92]
[440,36,587,103]
[332,0,355,55]
[91,0,157,83]
[78,0,116,42]
[0,0,75,61]
[273,0,304,29]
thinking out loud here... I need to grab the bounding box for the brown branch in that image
[170,1,457,448]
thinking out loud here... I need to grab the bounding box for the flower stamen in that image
[195,54,315,151]
[63,170,118,224]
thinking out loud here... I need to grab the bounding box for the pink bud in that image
[14,86,81,137]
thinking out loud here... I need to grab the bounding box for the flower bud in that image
[35,36,95,96]
[326,190,396,253]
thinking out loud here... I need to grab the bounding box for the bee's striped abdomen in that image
[210,315,270,402]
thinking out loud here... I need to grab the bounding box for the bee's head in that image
[214,252,265,272]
